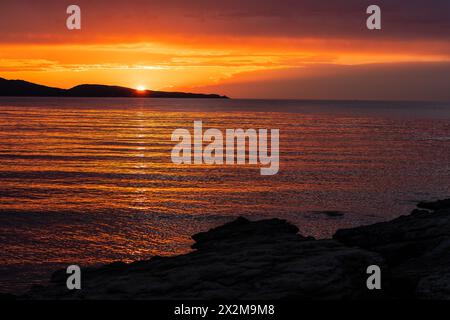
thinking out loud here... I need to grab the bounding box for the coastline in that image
[11,198,450,300]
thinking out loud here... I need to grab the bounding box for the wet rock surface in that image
[20,199,450,299]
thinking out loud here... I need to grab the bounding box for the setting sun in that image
[136,85,146,92]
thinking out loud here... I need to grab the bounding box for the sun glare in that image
[136,85,146,91]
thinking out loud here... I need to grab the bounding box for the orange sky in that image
[1,0,449,100]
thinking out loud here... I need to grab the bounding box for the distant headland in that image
[0,77,229,99]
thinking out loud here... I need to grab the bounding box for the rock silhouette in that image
[335,199,450,299]
[19,198,450,299]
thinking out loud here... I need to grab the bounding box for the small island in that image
[0,77,229,99]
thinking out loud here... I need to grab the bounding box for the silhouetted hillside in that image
[0,78,229,99]
[0,78,64,96]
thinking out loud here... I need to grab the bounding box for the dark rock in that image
[22,199,450,300]
[23,217,383,300]
[0,293,17,300]
[310,210,345,217]
[417,199,450,211]
[410,209,429,216]
[191,217,306,250]
[334,198,450,298]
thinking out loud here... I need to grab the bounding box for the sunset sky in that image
[0,0,449,100]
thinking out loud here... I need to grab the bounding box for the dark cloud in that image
[0,0,449,43]
[194,62,450,101]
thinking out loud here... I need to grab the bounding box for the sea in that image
[0,97,449,293]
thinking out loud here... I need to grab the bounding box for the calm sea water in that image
[1,97,450,293]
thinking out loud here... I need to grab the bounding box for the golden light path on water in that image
[0,97,449,292]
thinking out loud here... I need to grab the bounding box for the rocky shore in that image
[20,199,450,299]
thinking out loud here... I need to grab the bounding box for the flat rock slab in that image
[334,200,450,299]
[24,218,383,300]
[21,198,450,300]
